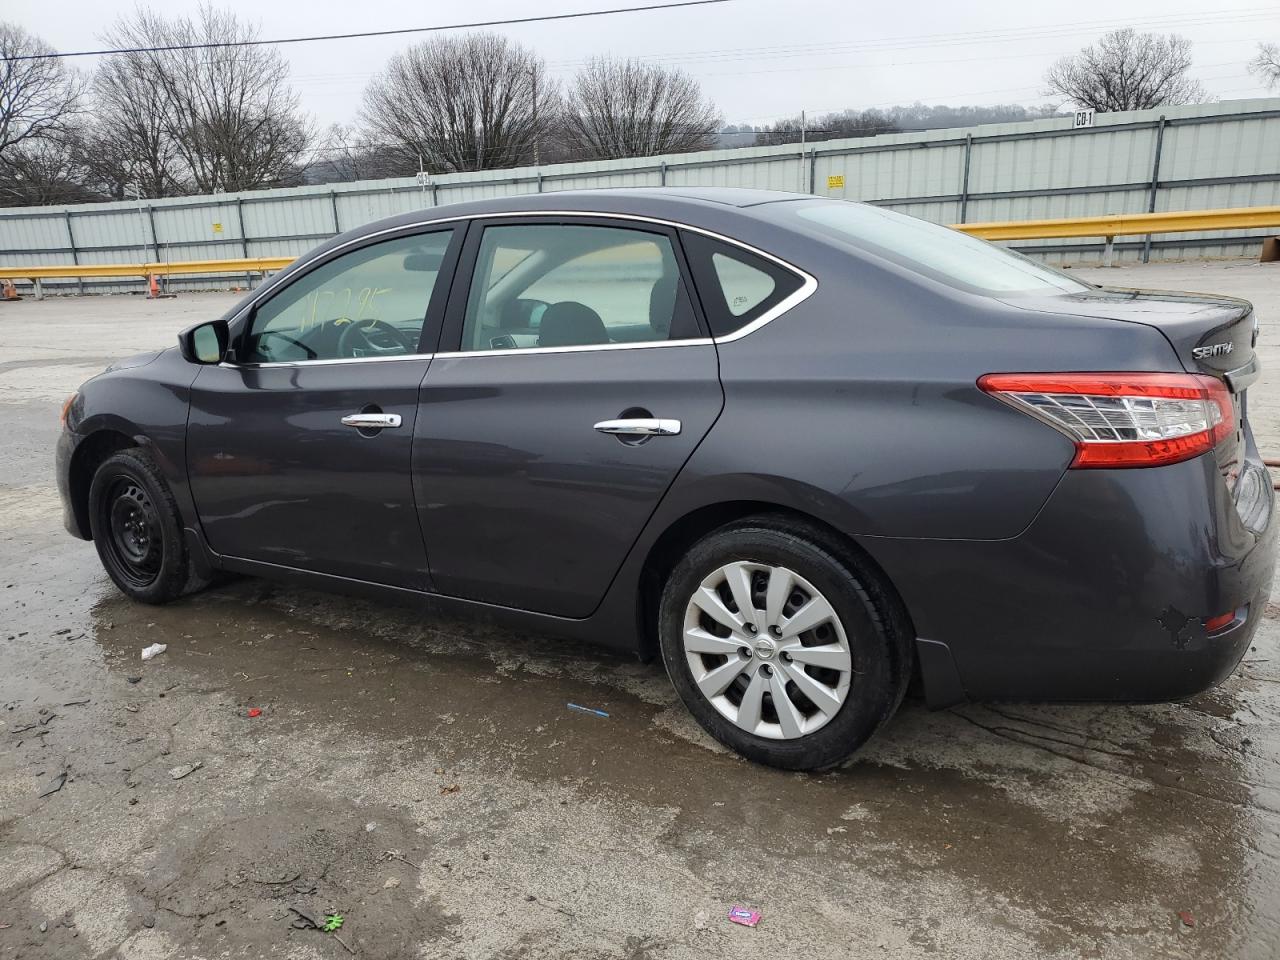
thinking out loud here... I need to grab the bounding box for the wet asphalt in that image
[2,260,1279,959]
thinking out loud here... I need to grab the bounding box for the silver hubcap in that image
[682,561,853,740]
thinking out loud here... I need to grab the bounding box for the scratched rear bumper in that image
[864,449,1277,702]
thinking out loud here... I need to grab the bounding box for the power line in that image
[274,9,1271,96]
[0,0,735,63]
[543,6,1274,69]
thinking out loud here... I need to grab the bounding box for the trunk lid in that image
[1003,286,1256,380]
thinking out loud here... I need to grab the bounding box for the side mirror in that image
[178,319,229,365]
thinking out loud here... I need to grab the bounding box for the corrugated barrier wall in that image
[1,97,1278,293]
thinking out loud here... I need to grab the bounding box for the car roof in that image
[344,187,817,240]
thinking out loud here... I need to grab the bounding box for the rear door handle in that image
[341,413,402,429]
[593,418,681,436]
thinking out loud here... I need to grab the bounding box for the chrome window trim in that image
[438,337,715,360]
[225,209,817,367]
[711,269,818,345]
[220,353,435,370]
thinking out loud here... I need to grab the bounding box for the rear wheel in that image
[88,448,206,604]
[658,519,909,770]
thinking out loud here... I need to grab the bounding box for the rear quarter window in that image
[681,232,806,338]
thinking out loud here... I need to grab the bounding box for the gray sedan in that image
[56,188,1275,769]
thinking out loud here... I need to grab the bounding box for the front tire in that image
[658,518,910,771]
[88,447,205,604]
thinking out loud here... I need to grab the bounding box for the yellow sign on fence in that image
[212,222,223,234]
[826,175,845,190]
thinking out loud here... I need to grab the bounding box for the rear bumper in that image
[869,450,1276,704]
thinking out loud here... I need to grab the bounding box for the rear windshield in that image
[788,200,1091,296]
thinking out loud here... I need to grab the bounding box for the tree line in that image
[1,9,1277,208]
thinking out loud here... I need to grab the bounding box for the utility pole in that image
[798,110,806,192]
[131,181,147,268]
[530,67,540,166]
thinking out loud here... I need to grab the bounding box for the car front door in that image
[187,226,461,588]
[414,216,723,618]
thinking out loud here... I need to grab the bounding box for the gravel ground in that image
[1,258,1279,960]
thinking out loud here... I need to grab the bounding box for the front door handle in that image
[341,413,402,429]
[593,418,681,437]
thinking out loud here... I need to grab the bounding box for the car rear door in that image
[187,225,462,589]
[413,215,723,618]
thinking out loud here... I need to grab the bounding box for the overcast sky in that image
[6,0,1277,129]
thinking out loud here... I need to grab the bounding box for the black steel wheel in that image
[101,477,164,588]
[88,447,205,604]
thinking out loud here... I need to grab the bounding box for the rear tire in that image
[88,447,207,604]
[658,518,910,771]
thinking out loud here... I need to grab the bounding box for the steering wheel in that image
[336,318,413,358]
[255,330,317,360]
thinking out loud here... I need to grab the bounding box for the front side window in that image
[459,223,699,352]
[243,230,453,363]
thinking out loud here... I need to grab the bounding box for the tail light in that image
[978,373,1234,468]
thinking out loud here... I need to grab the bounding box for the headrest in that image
[537,301,607,347]
[649,273,677,336]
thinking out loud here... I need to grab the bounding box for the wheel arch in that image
[66,429,143,539]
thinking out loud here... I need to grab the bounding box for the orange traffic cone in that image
[1,279,19,301]
[147,273,160,299]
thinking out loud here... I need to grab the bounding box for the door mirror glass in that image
[178,319,228,365]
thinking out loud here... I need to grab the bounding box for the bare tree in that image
[561,58,720,159]
[886,102,1061,129]
[0,127,101,206]
[87,29,190,199]
[1044,29,1207,112]
[756,109,897,147]
[305,123,405,184]
[1250,43,1280,91]
[0,23,84,160]
[362,33,551,174]
[95,6,313,195]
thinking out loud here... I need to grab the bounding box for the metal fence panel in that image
[3,97,1278,293]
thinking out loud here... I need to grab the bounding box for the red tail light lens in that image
[978,372,1234,468]
[1203,611,1237,634]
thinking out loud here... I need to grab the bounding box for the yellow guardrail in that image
[1,206,1277,294]
[0,256,295,281]
[954,205,1280,241]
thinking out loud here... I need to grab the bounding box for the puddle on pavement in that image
[4,533,1280,958]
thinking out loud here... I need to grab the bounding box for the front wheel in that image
[88,447,206,604]
[658,519,910,771]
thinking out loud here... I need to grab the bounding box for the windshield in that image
[789,200,1090,296]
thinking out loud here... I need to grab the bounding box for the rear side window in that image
[682,232,805,338]
[459,223,701,352]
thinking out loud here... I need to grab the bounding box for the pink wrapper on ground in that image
[728,906,761,927]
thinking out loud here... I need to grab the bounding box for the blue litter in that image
[567,703,609,718]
